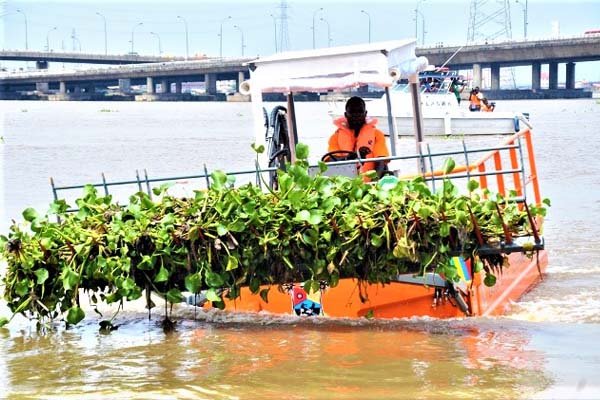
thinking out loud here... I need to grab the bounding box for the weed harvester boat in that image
[2,39,547,328]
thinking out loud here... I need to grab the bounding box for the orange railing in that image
[406,128,542,206]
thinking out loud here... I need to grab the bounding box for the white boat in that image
[331,72,531,136]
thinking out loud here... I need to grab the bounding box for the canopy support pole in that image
[286,92,298,163]
[409,74,426,173]
[384,86,398,157]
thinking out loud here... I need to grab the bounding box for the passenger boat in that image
[330,68,531,136]
[48,39,548,320]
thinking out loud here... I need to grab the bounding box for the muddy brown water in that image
[1,99,599,399]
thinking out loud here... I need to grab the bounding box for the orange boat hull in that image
[214,250,548,319]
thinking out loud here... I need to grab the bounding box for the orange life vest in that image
[469,93,481,107]
[328,117,390,175]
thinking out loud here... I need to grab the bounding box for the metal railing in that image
[50,129,541,210]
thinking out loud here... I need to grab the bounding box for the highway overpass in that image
[417,35,600,90]
[0,57,252,100]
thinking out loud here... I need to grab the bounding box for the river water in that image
[0,99,599,399]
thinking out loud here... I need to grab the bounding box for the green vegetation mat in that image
[0,144,548,328]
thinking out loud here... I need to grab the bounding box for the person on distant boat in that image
[481,97,496,112]
[326,96,390,179]
[449,77,466,105]
[469,87,483,111]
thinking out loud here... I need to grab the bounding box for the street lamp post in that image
[269,14,278,53]
[416,10,426,45]
[219,16,232,58]
[176,16,189,60]
[130,22,143,54]
[233,25,245,56]
[311,7,323,49]
[415,0,426,42]
[150,32,162,55]
[46,26,57,52]
[320,17,332,48]
[16,9,28,50]
[95,12,107,55]
[515,0,528,38]
[360,10,371,43]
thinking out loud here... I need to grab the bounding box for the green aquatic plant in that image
[0,143,548,328]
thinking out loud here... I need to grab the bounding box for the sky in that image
[1,0,600,81]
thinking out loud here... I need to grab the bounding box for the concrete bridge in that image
[1,35,599,100]
[0,57,253,101]
[417,35,600,91]
[0,50,189,65]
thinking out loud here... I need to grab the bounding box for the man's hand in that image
[358,147,371,159]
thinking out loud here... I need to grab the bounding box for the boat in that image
[330,68,531,136]
[4,39,547,325]
[218,40,547,318]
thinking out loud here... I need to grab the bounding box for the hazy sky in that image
[1,0,600,80]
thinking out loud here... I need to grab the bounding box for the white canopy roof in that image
[247,39,428,93]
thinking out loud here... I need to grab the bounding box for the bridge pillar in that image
[36,82,49,93]
[161,79,170,93]
[236,71,245,92]
[548,62,558,90]
[490,64,500,90]
[472,63,482,89]
[531,62,541,90]
[86,84,95,94]
[175,81,182,94]
[73,85,82,94]
[566,62,576,90]
[59,81,67,94]
[204,73,217,95]
[119,78,131,94]
[146,77,155,94]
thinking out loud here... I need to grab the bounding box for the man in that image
[327,96,390,179]
[469,87,483,111]
[449,77,465,105]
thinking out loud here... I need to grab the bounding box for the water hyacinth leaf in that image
[22,208,39,222]
[484,273,497,287]
[48,199,69,215]
[296,143,309,160]
[210,170,228,190]
[206,288,221,302]
[251,142,265,154]
[216,224,228,237]
[370,234,383,248]
[185,273,202,293]
[62,269,79,291]
[152,182,174,196]
[467,179,479,192]
[66,306,85,325]
[15,280,29,297]
[318,161,328,173]
[226,255,239,271]
[308,210,323,225]
[166,289,184,304]
[154,265,170,283]
[442,158,456,175]
[295,210,310,222]
[259,288,270,303]
[206,272,225,288]
[34,268,49,285]
[474,259,484,273]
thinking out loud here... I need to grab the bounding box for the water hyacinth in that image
[0,143,548,328]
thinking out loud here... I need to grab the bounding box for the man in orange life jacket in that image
[326,96,390,179]
[469,87,483,111]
